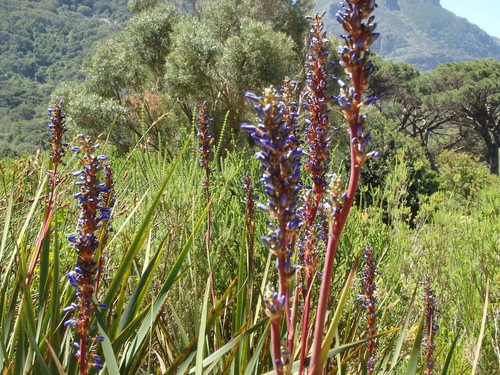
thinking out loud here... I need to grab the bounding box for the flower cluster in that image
[64,135,112,374]
[196,101,214,193]
[303,12,335,201]
[280,77,300,151]
[94,160,115,294]
[263,283,286,321]
[335,0,380,166]
[47,102,68,191]
[358,244,380,374]
[422,275,439,375]
[241,88,302,266]
[297,191,319,278]
[324,173,347,225]
[276,339,291,373]
[48,102,68,167]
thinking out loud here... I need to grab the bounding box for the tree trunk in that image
[491,134,500,175]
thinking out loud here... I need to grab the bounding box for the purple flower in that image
[303,13,335,201]
[64,135,113,373]
[242,87,302,267]
[263,283,286,321]
[48,103,67,166]
[335,0,380,167]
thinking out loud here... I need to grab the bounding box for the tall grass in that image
[0,112,498,374]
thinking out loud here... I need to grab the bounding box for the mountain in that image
[316,0,500,71]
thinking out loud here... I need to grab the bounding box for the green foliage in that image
[0,0,132,156]
[435,149,496,201]
[421,59,500,174]
[122,3,178,78]
[1,1,500,373]
[2,129,499,372]
[369,57,500,176]
[53,0,308,153]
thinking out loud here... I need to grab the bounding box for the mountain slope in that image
[316,0,500,71]
[0,0,130,156]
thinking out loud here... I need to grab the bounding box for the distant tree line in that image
[0,0,131,157]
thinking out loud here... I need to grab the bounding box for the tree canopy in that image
[371,58,500,174]
[55,0,311,151]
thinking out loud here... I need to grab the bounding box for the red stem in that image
[79,332,88,375]
[26,162,58,287]
[271,319,284,375]
[308,69,362,372]
[298,275,314,375]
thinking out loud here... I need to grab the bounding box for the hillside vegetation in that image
[0,0,131,156]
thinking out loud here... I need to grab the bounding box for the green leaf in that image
[0,176,14,264]
[22,321,52,375]
[318,259,359,368]
[262,328,400,375]
[119,201,208,372]
[404,304,425,375]
[243,322,270,375]
[195,279,211,375]
[117,237,166,332]
[94,304,120,375]
[441,332,460,375]
[471,279,490,375]
[103,134,192,308]
[390,283,418,371]
[188,319,269,374]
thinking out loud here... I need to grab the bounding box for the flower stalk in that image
[242,87,302,375]
[358,244,380,374]
[64,136,112,374]
[196,101,217,310]
[27,102,68,287]
[299,12,336,370]
[309,1,379,372]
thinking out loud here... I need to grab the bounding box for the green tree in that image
[163,0,304,139]
[422,59,500,174]
[369,58,454,170]
[122,2,178,79]
[57,0,310,152]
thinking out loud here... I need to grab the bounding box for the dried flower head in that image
[242,173,257,234]
[358,244,380,374]
[422,275,439,375]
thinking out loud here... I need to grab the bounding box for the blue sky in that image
[440,0,500,38]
